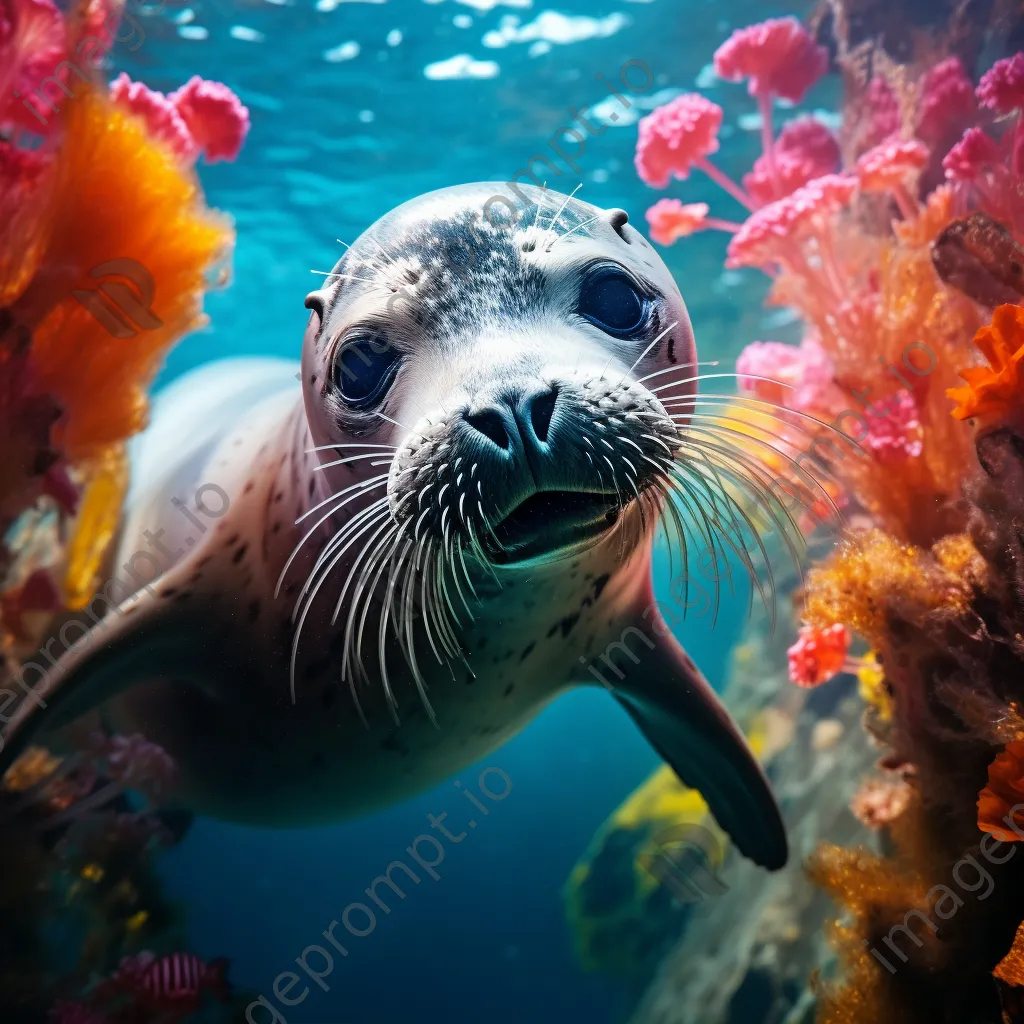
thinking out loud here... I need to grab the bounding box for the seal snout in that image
[388,373,684,567]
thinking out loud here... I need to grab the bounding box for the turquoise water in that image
[107,1,814,1019]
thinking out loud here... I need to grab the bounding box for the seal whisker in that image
[307,443,399,453]
[664,392,862,449]
[625,320,679,377]
[278,477,388,595]
[545,183,582,234]
[554,212,602,244]
[314,451,398,472]
[352,529,405,714]
[672,413,841,519]
[634,361,721,385]
[288,504,390,704]
[303,497,390,609]
[668,453,771,619]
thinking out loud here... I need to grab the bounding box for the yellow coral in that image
[804,529,979,648]
[63,446,129,609]
[856,651,892,722]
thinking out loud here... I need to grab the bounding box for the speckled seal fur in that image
[1,184,788,869]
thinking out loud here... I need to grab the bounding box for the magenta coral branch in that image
[693,156,756,211]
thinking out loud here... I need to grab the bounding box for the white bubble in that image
[423,53,499,80]
[230,25,265,42]
[323,40,360,61]
[386,28,403,45]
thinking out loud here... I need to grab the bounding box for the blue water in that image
[109,1,815,1020]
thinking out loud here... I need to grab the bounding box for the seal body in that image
[3,183,789,869]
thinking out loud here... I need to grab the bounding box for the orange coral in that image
[948,303,1024,425]
[995,919,1024,987]
[12,87,232,461]
[977,739,1024,842]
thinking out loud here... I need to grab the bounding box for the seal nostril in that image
[465,409,511,450]
[529,386,558,444]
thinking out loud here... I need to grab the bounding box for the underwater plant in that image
[0,0,249,1015]
[630,6,1024,1023]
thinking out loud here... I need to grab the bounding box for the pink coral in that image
[109,72,199,164]
[713,16,829,103]
[850,776,913,829]
[855,139,928,192]
[109,73,250,165]
[0,0,67,133]
[863,389,923,461]
[917,57,976,143]
[787,623,850,687]
[725,174,856,270]
[170,75,250,163]
[743,116,839,203]
[736,337,836,411]
[977,53,1024,114]
[943,127,1001,181]
[634,93,722,188]
[646,199,708,245]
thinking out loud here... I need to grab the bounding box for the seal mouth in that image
[487,490,620,565]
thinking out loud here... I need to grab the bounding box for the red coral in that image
[977,53,1024,115]
[787,623,850,687]
[0,0,66,134]
[917,57,976,143]
[713,16,829,103]
[170,75,251,163]
[634,93,722,188]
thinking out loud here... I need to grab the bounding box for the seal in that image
[1,183,792,869]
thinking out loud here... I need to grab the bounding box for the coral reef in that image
[0,0,249,1017]
[627,5,1024,1023]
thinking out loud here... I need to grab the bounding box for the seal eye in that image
[333,335,400,407]
[577,270,646,335]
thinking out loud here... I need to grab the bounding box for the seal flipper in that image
[0,578,210,776]
[607,614,788,870]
